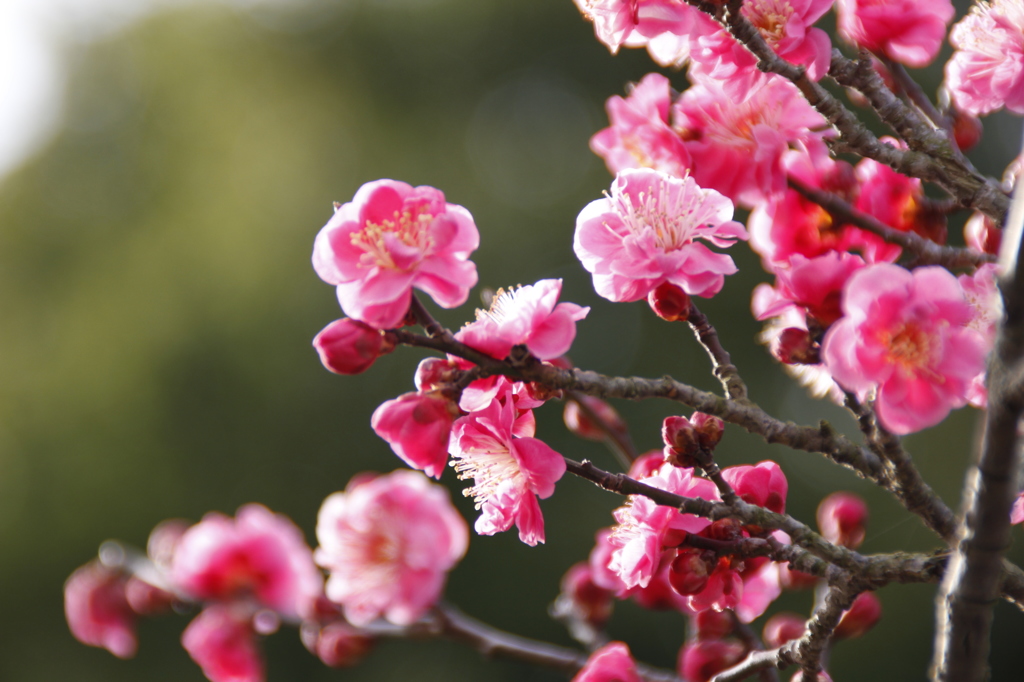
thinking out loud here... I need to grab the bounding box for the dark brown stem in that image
[688,303,748,400]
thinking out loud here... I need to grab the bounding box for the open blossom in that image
[449,388,566,546]
[591,73,691,177]
[455,279,589,361]
[170,505,322,620]
[572,0,715,66]
[673,76,828,208]
[315,470,468,626]
[312,179,479,329]
[64,562,137,659]
[182,605,263,682]
[836,0,955,67]
[947,0,1024,116]
[574,168,748,303]
[371,391,458,479]
[822,264,988,434]
[752,252,868,328]
[855,142,946,244]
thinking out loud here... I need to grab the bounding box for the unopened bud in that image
[772,327,820,365]
[817,492,868,549]
[951,106,983,151]
[301,622,374,668]
[558,562,614,628]
[679,639,747,682]
[669,549,712,596]
[834,592,881,639]
[648,282,691,322]
[124,577,174,616]
[564,396,626,442]
[964,212,1002,255]
[691,610,734,642]
[414,357,458,392]
[663,415,701,467]
[692,412,724,451]
[763,612,806,648]
[313,318,394,375]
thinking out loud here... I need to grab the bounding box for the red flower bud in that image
[691,610,734,642]
[414,357,458,392]
[669,549,712,596]
[704,518,744,542]
[301,622,374,668]
[762,612,806,648]
[834,592,881,639]
[313,318,393,375]
[647,282,691,322]
[679,639,747,682]
[964,212,1002,256]
[771,328,820,365]
[559,562,614,628]
[816,492,868,549]
[951,107,983,152]
[564,396,627,442]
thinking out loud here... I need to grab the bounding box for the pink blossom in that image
[170,504,322,620]
[572,0,714,66]
[455,279,589,361]
[312,179,479,329]
[817,491,869,548]
[721,461,788,514]
[315,470,468,626]
[947,0,1024,116]
[855,144,946,244]
[313,318,393,375]
[964,212,1003,255]
[836,0,955,67]
[690,0,833,96]
[959,263,1002,407]
[834,592,882,639]
[679,639,747,682]
[574,168,748,303]
[753,252,868,328]
[590,73,691,177]
[821,264,988,434]
[64,562,137,659]
[449,390,566,546]
[181,605,263,682]
[1011,492,1024,524]
[302,621,374,668]
[371,391,458,479]
[573,641,643,682]
[673,76,829,208]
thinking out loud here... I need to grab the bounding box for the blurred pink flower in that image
[959,263,1002,407]
[573,0,714,66]
[574,168,747,302]
[836,0,954,67]
[182,605,263,682]
[170,504,322,620]
[449,389,566,546]
[312,179,479,329]
[315,470,468,626]
[821,264,987,434]
[591,72,691,177]
[64,562,137,659]
[752,252,867,328]
[855,142,946,244]
[371,391,458,479]
[573,641,643,682]
[947,0,1024,116]
[1011,491,1024,524]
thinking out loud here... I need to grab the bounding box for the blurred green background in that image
[3,0,1024,679]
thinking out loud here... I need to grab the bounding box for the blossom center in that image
[743,0,794,46]
[451,441,523,508]
[881,322,936,373]
[350,207,434,270]
[612,181,704,252]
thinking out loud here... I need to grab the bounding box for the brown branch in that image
[688,302,748,400]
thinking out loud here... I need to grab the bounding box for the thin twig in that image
[688,302,748,400]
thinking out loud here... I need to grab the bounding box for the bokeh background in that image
[3,0,1024,679]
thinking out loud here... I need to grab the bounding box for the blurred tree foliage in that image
[1,0,1023,680]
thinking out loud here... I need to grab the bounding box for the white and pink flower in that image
[836,0,955,67]
[312,179,479,329]
[314,470,468,626]
[573,0,716,66]
[947,0,1024,116]
[574,168,748,302]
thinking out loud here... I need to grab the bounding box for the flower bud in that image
[679,639,747,682]
[692,413,724,451]
[964,212,1002,256]
[313,318,394,375]
[951,106,983,152]
[771,328,820,365]
[647,282,691,322]
[691,610,734,642]
[834,592,881,639]
[816,492,868,549]
[64,562,137,659]
[414,357,458,392]
[558,562,614,629]
[124,577,174,616]
[301,621,374,668]
[669,549,712,596]
[704,518,744,542]
[763,612,806,648]
[564,396,626,442]
[663,415,701,468]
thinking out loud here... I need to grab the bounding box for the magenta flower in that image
[752,252,868,328]
[590,73,691,177]
[455,279,589,361]
[572,642,643,682]
[574,168,748,302]
[721,461,789,515]
[673,77,828,208]
[312,179,479,329]
[836,0,955,67]
[371,391,458,479]
[822,264,988,434]
[64,561,137,659]
[947,0,1024,116]
[181,605,263,682]
[170,504,322,620]
[314,470,468,626]
[449,390,566,546]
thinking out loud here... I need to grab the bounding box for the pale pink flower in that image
[836,0,955,67]
[449,390,566,546]
[959,263,1002,407]
[181,605,263,682]
[733,554,784,623]
[752,252,868,328]
[455,279,589,361]
[64,562,137,659]
[371,391,458,479]
[573,0,715,66]
[1011,492,1024,524]
[947,0,1024,116]
[170,504,322,620]
[312,179,479,329]
[574,168,748,302]
[573,642,643,682]
[821,264,988,434]
[673,76,829,208]
[591,73,691,177]
[690,0,833,96]
[314,470,468,626]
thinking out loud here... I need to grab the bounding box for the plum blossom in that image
[312,179,479,329]
[64,562,137,659]
[1011,491,1024,524]
[959,263,1002,407]
[855,143,946,244]
[752,252,868,328]
[170,504,323,620]
[947,0,1024,116]
[371,391,459,479]
[449,387,566,546]
[315,470,468,626]
[574,168,748,303]
[590,72,691,177]
[721,461,788,515]
[572,0,716,67]
[455,279,589,361]
[313,318,394,375]
[573,641,643,682]
[836,0,955,67]
[672,76,829,208]
[181,605,263,682]
[821,264,988,434]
